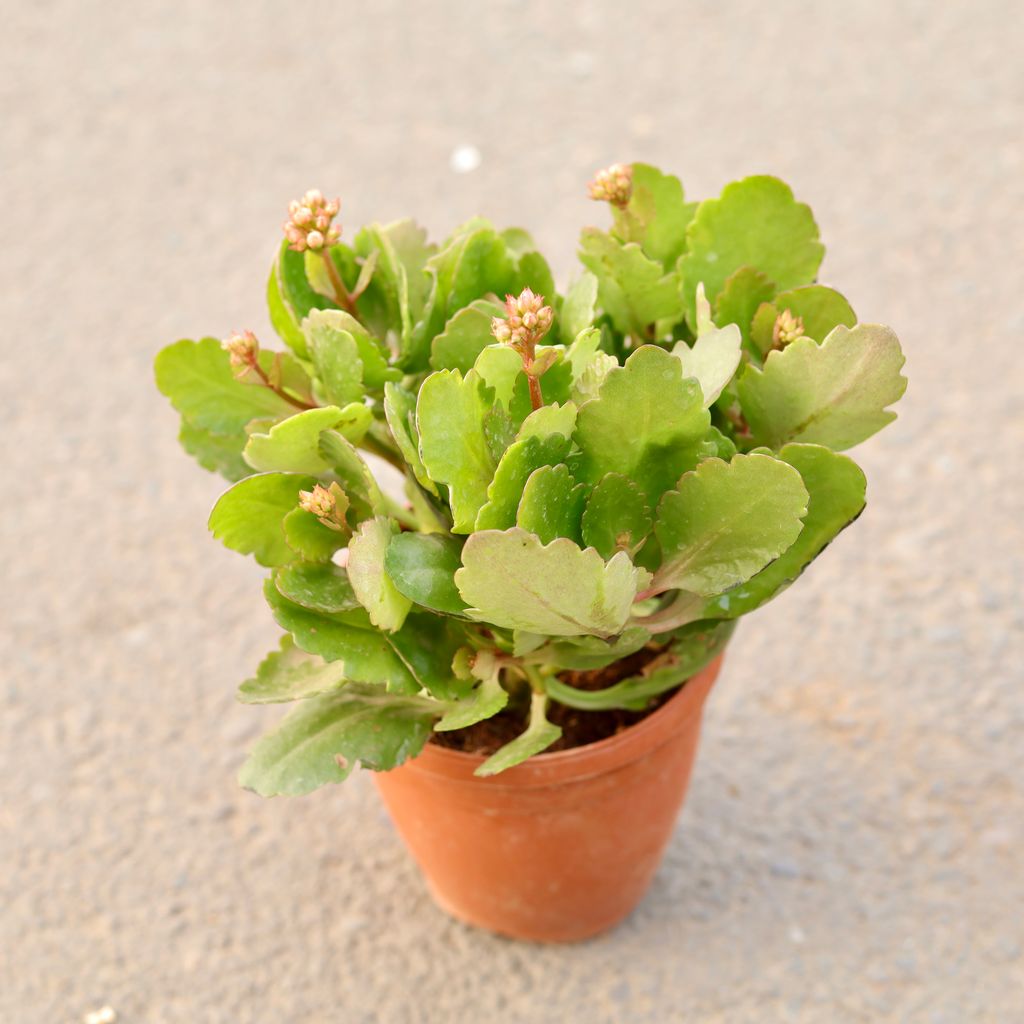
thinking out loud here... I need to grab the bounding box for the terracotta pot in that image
[374,654,723,943]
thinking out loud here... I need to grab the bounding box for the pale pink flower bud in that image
[492,288,555,350]
[284,189,342,253]
[297,482,349,531]
[772,309,806,347]
[222,329,259,370]
[588,163,633,207]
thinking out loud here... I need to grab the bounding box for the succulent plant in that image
[154,165,906,795]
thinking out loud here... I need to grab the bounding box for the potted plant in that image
[155,165,906,942]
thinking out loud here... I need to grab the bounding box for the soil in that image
[430,644,683,756]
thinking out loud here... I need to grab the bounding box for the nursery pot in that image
[373,654,723,943]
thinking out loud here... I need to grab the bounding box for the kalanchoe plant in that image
[155,165,906,796]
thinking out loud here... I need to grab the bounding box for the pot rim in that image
[397,654,724,788]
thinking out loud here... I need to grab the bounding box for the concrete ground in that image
[3,2,1022,1021]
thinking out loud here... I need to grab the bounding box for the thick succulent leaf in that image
[238,684,438,796]
[275,561,359,614]
[383,382,437,495]
[155,338,295,434]
[243,406,349,474]
[578,228,685,337]
[581,473,653,558]
[474,344,526,411]
[615,162,692,267]
[282,507,348,562]
[475,693,561,777]
[238,636,350,704]
[475,434,571,531]
[266,580,458,695]
[354,219,434,353]
[347,516,412,631]
[703,444,867,618]
[384,532,469,615]
[436,675,509,732]
[559,273,599,343]
[178,419,251,482]
[269,241,339,359]
[753,285,858,354]
[516,464,587,544]
[565,325,602,379]
[430,299,505,372]
[713,266,777,348]
[573,345,710,504]
[736,324,908,450]
[672,286,743,407]
[417,369,497,532]
[455,528,650,638]
[571,350,618,404]
[678,175,824,329]
[208,472,316,567]
[516,402,577,443]
[653,454,809,596]
[303,311,365,406]
[546,620,734,711]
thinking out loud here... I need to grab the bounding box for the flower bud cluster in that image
[284,189,341,252]
[772,309,806,348]
[222,330,260,374]
[298,482,349,531]
[491,288,554,352]
[588,163,633,207]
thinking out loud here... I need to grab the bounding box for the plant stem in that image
[250,363,317,411]
[526,372,543,411]
[321,249,359,316]
[522,664,549,695]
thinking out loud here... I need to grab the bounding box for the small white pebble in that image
[84,1008,117,1024]
[450,144,482,174]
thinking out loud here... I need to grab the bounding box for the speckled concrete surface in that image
[3,2,1023,1021]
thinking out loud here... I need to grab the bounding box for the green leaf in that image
[269,241,340,359]
[265,580,416,693]
[514,250,557,307]
[578,228,684,337]
[436,674,509,732]
[713,266,778,349]
[672,285,743,407]
[565,325,602,379]
[383,381,437,495]
[178,419,251,481]
[475,692,561,776]
[155,338,295,435]
[238,636,350,704]
[347,516,412,631]
[282,507,348,562]
[763,285,858,346]
[573,345,710,504]
[430,299,505,372]
[516,464,587,544]
[303,310,365,407]
[384,532,469,615]
[243,406,347,474]
[516,401,577,442]
[678,175,824,329]
[581,473,653,558]
[238,684,438,796]
[475,434,571,531]
[456,528,650,638]
[703,444,867,618]
[473,344,526,411]
[559,273,599,343]
[736,324,907,450]
[616,162,692,267]
[653,454,809,595]
[275,561,359,614]
[209,472,315,566]
[417,369,497,532]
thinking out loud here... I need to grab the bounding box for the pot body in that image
[373,655,723,942]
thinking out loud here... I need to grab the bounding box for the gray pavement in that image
[3,2,1023,1021]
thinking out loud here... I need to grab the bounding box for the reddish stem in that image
[321,249,359,316]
